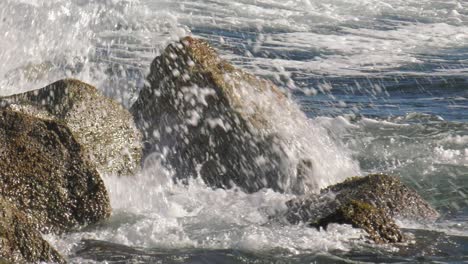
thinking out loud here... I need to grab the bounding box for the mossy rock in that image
[286,174,439,243]
[0,109,111,233]
[131,37,305,193]
[0,197,66,263]
[0,79,142,176]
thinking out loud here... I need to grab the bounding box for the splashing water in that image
[0,0,188,106]
[1,0,468,263]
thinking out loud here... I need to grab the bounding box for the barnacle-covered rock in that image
[0,79,142,176]
[0,109,111,233]
[0,197,66,264]
[312,200,404,243]
[131,36,310,193]
[286,174,439,243]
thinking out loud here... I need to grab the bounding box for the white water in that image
[1,0,468,262]
[47,169,366,258]
[1,0,467,98]
[0,0,366,259]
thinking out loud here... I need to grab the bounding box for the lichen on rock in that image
[0,109,111,234]
[0,79,142,176]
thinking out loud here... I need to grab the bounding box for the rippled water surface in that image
[1,0,467,263]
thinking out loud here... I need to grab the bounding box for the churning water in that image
[1,0,467,263]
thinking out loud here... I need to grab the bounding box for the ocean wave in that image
[1,0,467,262]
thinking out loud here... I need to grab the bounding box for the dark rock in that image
[0,197,66,264]
[131,36,303,193]
[0,109,111,233]
[0,79,142,176]
[285,174,439,243]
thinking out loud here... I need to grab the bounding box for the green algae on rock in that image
[131,36,309,193]
[0,109,111,233]
[286,174,439,243]
[0,79,142,176]
[0,197,66,264]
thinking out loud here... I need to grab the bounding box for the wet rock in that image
[285,174,439,243]
[131,36,301,193]
[0,79,142,176]
[0,109,111,233]
[313,200,404,243]
[0,258,11,264]
[0,198,66,264]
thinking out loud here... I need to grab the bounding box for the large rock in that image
[0,198,66,264]
[0,79,142,176]
[285,174,439,243]
[0,109,111,233]
[131,36,308,193]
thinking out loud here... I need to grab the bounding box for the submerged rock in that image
[0,79,142,176]
[0,109,111,233]
[132,36,309,193]
[0,198,66,264]
[285,174,439,243]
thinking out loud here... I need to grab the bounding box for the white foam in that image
[3,0,467,261]
[314,116,360,133]
[439,135,468,146]
[223,76,361,193]
[48,168,365,258]
[434,146,467,166]
[136,0,468,78]
[2,0,467,101]
[359,117,409,128]
[398,218,468,238]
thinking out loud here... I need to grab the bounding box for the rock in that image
[0,79,142,176]
[313,200,404,243]
[0,197,66,264]
[285,174,439,243]
[131,36,305,193]
[0,258,11,264]
[0,109,111,233]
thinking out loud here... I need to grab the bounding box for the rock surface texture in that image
[0,109,111,233]
[131,36,305,193]
[0,198,66,264]
[286,174,439,243]
[0,79,142,176]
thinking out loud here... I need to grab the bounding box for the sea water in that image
[0,0,467,263]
